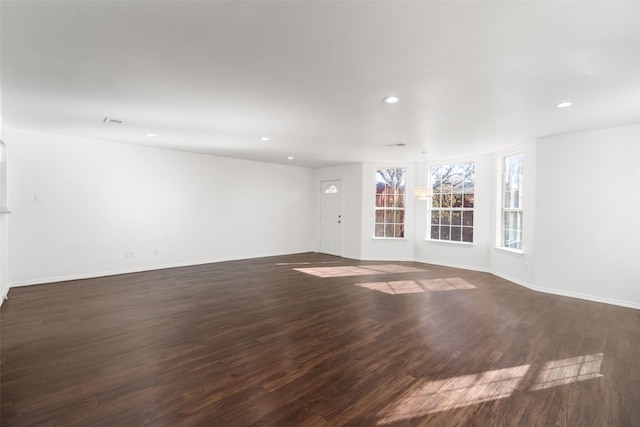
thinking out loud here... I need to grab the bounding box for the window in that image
[430,162,475,242]
[375,168,406,238]
[500,153,524,250]
[325,184,338,194]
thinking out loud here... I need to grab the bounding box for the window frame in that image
[427,161,475,244]
[374,167,407,239]
[498,152,524,252]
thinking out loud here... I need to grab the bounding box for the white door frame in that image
[319,179,343,256]
[0,141,9,302]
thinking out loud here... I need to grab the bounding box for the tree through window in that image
[430,162,475,242]
[500,153,524,250]
[375,167,406,238]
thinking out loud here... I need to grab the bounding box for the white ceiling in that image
[2,1,639,168]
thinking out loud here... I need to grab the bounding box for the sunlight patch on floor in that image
[294,266,382,277]
[355,278,476,295]
[378,365,530,423]
[360,265,428,274]
[377,353,605,424]
[531,353,603,391]
[277,261,343,266]
[294,264,427,278]
[355,281,426,295]
[420,278,477,291]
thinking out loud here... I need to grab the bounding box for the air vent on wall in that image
[103,117,123,124]
[385,143,407,147]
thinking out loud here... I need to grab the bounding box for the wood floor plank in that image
[2,252,640,426]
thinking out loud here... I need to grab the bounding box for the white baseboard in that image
[8,251,307,288]
[413,257,490,274]
[528,284,640,310]
[490,270,535,290]
[0,284,9,306]
[6,253,639,312]
[490,270,640,310]
[414,259,640,311]
[360,257,415,263]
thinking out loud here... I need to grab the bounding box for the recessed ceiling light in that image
[383,96,400,104]
[287,156,294,160]
[260,136,270,141]
[556,102,573,108]
[145,133,156,137]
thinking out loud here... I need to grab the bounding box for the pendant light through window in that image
[414,151,433,200]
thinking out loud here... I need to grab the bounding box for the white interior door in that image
[320,180,342,256]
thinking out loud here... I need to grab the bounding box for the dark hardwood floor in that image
[1,253,639,426]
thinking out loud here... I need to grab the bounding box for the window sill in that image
[371,237,409,241]
[494,247,524,257]
[424,239,475,247]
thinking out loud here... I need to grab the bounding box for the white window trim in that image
[498,152,524,251]
[425,238,475,247]
[427,161,476,244]
[494,246,524,256]
[374,167,407,239]
[371,237,409,241]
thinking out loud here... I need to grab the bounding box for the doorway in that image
[0,141,8,300]
[319,180,342,256]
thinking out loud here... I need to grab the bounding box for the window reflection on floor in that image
[295,266,382,278]
[359,265,427,274]
[294,264,426,278]
[354,278,477,295]
[531,353,603,391]
[377,353,605,424]
[420,278,477,291]
[379,365,530,423]
[355,281,426,295]
[276,261,344,266]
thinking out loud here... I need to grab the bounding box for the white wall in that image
[0,22,9,301]
[313,163,363,260]
[534,125,640,308]
[313,161,417,262]
[413,154,492,271]
[339,127,640,310]
[7,124,639,311]
[6,127,315,286]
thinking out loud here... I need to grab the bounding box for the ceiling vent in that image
[103,117,123,124]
